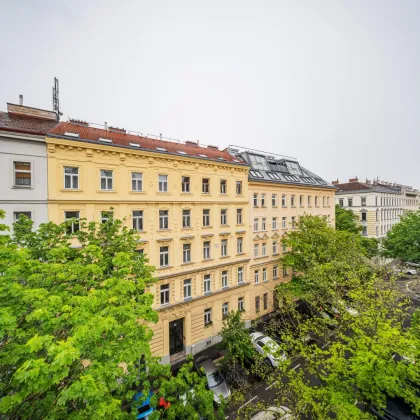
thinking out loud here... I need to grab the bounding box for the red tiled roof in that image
[0,112,59,136]
[48,122,247,165]
[335,182,371,192]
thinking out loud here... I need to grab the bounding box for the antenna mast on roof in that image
[52,77,63,120]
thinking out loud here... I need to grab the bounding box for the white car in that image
[251,406,293,419]
[250,332,287,368]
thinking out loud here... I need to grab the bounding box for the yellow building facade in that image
[46,122,250,364]
[228,147,336,321]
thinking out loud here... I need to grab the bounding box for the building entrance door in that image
[169,318,184,356]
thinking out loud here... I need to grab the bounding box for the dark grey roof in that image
[227,147,335,189]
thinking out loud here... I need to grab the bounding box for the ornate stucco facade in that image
[46,121,250,364]
[228,147,336,321]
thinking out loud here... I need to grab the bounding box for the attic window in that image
[177,150,188,155]
[156,147,167,152]
[249,170,263,178]
[198,154,208,158]
[129,142,141,148]
[217,157,225,161]
[267,172,280,180]
[99,137,113,144]
[284,174,299,182]
[233,159,241,163]
[64,132,80,138]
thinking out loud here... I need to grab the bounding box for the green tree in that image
[0,212,158,419]
[382,211,420,263]
[335,204,362,234]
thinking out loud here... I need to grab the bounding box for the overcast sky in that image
[1,1,419,186]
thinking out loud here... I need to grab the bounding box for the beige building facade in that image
[46,121,250,364]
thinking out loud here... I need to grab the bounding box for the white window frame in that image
[64,166,79,189]
[282,194,287,207]
[254,270,259,284]
[159,210,169,229]
[262,242,266,256]
[237,237,243,254]
[160,246,169,267]
[222,302,229,317]
[263,268,267,282]
[65,211,80,234]
[221,239,228,257]
[203,241,211,260]
[183,243,191,263]
[221,209,227,225]
[262,218,266,231]
[222,270,228,288]
[238,297,244,312]
[273,241,278,254]
[132,210,143,231]
[282,217,287,229]
[131,172,143,192]
[203,209,210,226]
[14,211,32,222]
[237,208,243,224]
[184,279,192,300]
[204,274,211,294]
[254,243,259,257]
[202,178,210,194]
[272,194,277,207]
[160,284,170,305]
[204,308,212,325]
[261,193,266,207]
[13,161,32,188]
[182,209,191,228]
[272,217,277,229]
[158,174,168,192]
[253,193,258,207]
[220,179,227,194]
[253,218,259,232]
[238,267,244,284]
[236,181,242,195]
[273,265,278,279]
[182,176,190,193]
[100,169,113,190]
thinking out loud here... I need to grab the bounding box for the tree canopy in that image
[382,210,420,263]
[335,204,362,234]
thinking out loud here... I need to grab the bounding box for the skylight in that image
[284,174,299,182]
[198,154,208,158]
[129,142,141,148]
[267,172,280,180]
[249,170,263,178]
[156,147,167,152]
[177,150,188,155]
[64,132,79,138]
[99,137,113,144]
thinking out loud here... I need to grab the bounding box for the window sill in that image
[220,255,230,259]
[157,192,171,195]
[272,228,279,231]
[201,193,211,196]
[158,229,172,232]
[273,277,279,280]
[220,225,230,228]
[181,192,192,195]
[61,188,83,192]
[202,225,213,229]
[282,206,287,208]
[204,322,213,328]
[273,253,280,256]
[97,190,116,193]
[12,185,33,189]
[129,190,146,194]
[254,255,268,260]
[182,227,193,230]
[158,265,172,270]
[182,261,193,266]
[203,258,213,262]
[184,297,193,302]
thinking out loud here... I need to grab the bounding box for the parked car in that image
[370,397,420,420]
[251,406,293,419]
[250,332,287,368]
[134,390,155,420]
[194,356,230,404]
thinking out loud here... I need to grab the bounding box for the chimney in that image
[185,140,199,147]
[207,145,219,151]
[104,122,108,130]
[349,177,358,182]
[19,95,23,106]
[108,126,126,134]
[331,179,339,185]
[69,118,89,127]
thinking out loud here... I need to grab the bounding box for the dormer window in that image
[129,142,141,148]
[198,154,208,158]
[99,138,113,144]
[177,150,188,155]
[64,132,79,138]
[156,147,167,152]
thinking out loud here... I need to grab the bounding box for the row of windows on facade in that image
[159,268,245,305]
[253,216,303,231]
[344,208,403,223]
[203,292,271,325]
[254,193,331,208]
[62,166,245,195]
[340,196,418,208]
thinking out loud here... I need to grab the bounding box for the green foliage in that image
[382,211,420,263]
[335,204,362,234]
[219,311,254,367]
[0,212,158,419]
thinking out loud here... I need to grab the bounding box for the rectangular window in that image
[13,162,32,187]
[237,209,243,224]
[273,265,278,279]
[327,196,330,206]
[65,211,80,234]
[203,241,211,260]
[238,267,244,284]
[64,167,79,189]
[255,296,260,312]
[308,196,311,206]
[100,169,113,190]
[222,270,228,288]
[182,209,191,228]
[272,194,277,207]
[160,284,170,305]
[282,217,287,229]
[237,237,243,254]
[202,178,210,194]
[183,243,191,263]
[222,302,229,317]
[182,176,190,193]
[361,212,367,221]
[254,270,259,284]
[132,210,143,231]
[158,174,168,192]
[348,198,353,207]
[131,172,142,191]
[263,293,268,310]
[282,194,287,207]
[262,218,266,231]
[159,210,169,229]
[14,211,32,222]
[254,243,259,257]
[273,241,278,254]
[300,195,303,207]
[292,216,296,228]
[291,195,295,207]
[254,218,259,232]
[261,194,266,207]
[101,211,113,223]
[204,274,211,294]
[272,217,277,229]
[204,308,212,325]
[221,239,228,256]
[184,279,192,300]
[203,209,210,226]
[339,198,344,207]
[283,267,288,276]
[262,268,267,282]
[160,246,169,267]
[262,242,266,256]
[236,181,242,195]
[253,193,258,207]
[220,179,227,194]
[238,297,244,312]
[221,209,227,225]
[361,197,366,206]
[315,196,319,207]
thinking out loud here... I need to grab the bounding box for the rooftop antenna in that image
[52,77,63,119]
